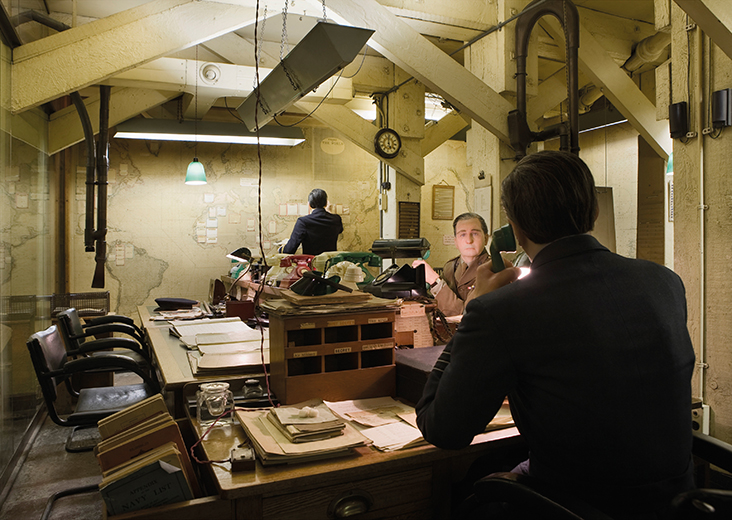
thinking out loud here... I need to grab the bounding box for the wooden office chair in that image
[56,307,154,375]
[26,324,161,452]
[460,431,732,520]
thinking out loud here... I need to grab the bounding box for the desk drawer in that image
[262,467,432,519]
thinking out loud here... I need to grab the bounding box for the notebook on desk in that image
[186,349,269,377]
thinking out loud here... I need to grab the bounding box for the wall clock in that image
[374,128,402,159]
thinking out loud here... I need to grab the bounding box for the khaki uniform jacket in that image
[433,250,490,316]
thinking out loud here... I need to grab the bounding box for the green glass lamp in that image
[185,158,206,185]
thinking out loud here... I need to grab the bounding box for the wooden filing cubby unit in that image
[269,308,397,404]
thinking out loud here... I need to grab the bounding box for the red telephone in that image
[278,255,315,289]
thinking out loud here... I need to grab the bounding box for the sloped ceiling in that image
[4,0,710,165]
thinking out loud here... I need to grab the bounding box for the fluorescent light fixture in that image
[115,119,305,146]
[425,95,452,121]
[578,118,628,134]
[238,21,375,131]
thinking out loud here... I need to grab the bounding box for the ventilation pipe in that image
[69,92,97,252]
[92,86,111,288]
[622,31,671,73]
[16,11,109,287]
[508,0,580,159]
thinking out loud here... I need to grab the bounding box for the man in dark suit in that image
[282,188,343,256]
[416,150,695,517]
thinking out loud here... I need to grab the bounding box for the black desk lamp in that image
[226,247,253,299]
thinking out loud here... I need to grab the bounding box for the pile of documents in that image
[168,317,269,375]
[236,399,370,465]
[326,397,427,452]
[267,400,346,443]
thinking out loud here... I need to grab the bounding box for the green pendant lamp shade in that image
[185,158,206,185]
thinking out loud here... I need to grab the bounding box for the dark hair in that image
[308,189,328,209]
[452,212,488,235]
[501,150,598,244]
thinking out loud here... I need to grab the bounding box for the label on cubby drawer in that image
[367,317,391,323]
[293,351,319,358]
[333,347,352,354]
[362,342,393,350]
[327,319,355,327]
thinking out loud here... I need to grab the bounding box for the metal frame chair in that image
[26,324,161,452]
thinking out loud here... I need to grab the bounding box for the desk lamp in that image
[227,247,253,278]
[224,247,255,321]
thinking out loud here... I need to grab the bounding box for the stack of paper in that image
[168,317,269,375]
[266,400,346,443]
[326,396,514,452]
[326,397,427,452]
[236,405,369,466]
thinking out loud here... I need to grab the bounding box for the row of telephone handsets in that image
[254,224,517,299]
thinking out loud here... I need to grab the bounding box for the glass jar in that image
[196,382,234,426]
[242,378,264,399]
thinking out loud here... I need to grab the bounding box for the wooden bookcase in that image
[268,308,397,404]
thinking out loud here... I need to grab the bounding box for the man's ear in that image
[508,220,524,248]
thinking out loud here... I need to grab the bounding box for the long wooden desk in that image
[137,305,267,417]
[111,414,522,520]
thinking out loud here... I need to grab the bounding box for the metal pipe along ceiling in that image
[510,0,580,159]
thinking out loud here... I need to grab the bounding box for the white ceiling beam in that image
[202,32,279,69]
[543,16,671,159]
[297,100,425,185]
[105,57,355,119]
[12,0,257,113]
[48,87,180,154]
[674,0,732,62]
[422,112,470,157]
[320,0,514,145]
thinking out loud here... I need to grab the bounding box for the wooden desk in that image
[137,305,266,417]
[111,415,522,520]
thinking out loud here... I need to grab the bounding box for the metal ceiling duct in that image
[237,22,374,131]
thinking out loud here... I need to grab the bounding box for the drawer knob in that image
[328,489,373,518]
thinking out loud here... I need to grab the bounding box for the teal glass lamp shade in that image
[185,158,207,185]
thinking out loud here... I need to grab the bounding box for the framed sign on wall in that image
[432,184,454,220]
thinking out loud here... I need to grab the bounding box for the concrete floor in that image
[0,414,103,520]
[0,372,146,520]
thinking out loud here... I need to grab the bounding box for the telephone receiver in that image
[279,254,314,268]
[490,224,517,272]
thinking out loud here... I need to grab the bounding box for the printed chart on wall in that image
[475,186,492,231]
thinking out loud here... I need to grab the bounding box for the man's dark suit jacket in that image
[282,207,343,256]
[416,234,695,515]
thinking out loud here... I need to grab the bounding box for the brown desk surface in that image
[138,306,267,413]
[196,419,521,501]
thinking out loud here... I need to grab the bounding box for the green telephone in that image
[490,224,517,272]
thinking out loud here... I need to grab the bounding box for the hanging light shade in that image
[185,158,207,185]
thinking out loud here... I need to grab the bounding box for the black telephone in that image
[490,224,517,272]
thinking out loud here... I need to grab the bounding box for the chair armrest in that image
[61,354,161,393]
[70,337,153,365]
[85,314,135,327]
[693,431,732,474]
[474,472,614,520]
[76,323,146,345]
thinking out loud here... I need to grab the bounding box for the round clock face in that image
[374,128,401,159]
